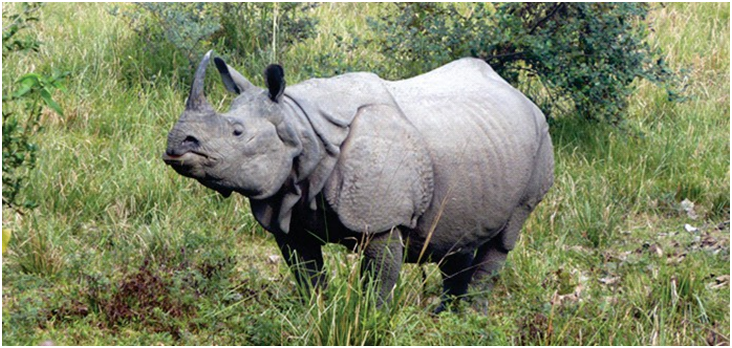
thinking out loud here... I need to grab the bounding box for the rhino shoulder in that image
[324,104,434,233]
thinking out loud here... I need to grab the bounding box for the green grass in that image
[2,2,729,345]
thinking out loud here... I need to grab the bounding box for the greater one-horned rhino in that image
[163,51,554,313]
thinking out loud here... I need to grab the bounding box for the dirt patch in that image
[78,249,236,339]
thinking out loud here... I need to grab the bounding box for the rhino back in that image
[386,58,551,256]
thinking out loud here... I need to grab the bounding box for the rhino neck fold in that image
[250,75,398,234]
[281,96,329,182]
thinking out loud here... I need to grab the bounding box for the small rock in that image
[267,254,281,264]
[715,275,730,285]
[684,224,698,233]
[599,276,620,285]
[710,277,729,289]
[680,199,698,220]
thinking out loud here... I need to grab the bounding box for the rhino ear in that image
[264,64,285,103]
[324,105,434,233]
[213,57,255,94]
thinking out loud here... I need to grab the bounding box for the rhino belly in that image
[399,97,540,259]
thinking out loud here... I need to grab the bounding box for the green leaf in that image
[39,88,63,116]
[12,74,41,98]
[2,228,10,254]
[12,84,33,98]
[17,73,41,86]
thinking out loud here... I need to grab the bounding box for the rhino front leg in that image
[274,234,327,298]
[360,228,404,308]
[434,252,474,314]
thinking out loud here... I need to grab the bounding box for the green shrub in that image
[217,3,317,62]
[112,3,317,81]
[2,3,67,211]
[367,3,683,124]
[110,3,220,74]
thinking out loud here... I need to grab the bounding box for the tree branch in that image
[528,3,565,35]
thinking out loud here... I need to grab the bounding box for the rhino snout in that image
[180,135,200,149]
[165,133,201,156]
[162,131,214,177]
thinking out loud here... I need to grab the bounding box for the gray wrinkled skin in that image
[163,51,554,313]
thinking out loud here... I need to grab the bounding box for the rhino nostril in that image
[182,135,200,148]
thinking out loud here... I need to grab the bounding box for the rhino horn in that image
[186,50,214,112]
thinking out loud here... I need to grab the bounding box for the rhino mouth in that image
[162,151,235,197]
[162,151,212,177]
[162,149,210,161]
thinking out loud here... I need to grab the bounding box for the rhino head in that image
[162,51,301,199]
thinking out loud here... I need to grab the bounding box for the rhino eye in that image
[232,124,244,137]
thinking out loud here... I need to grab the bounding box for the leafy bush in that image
[112,3,317,80]
[217,3,317,62]
[2,3,67,211]
[367,3,682,124]
[110,3,220,74]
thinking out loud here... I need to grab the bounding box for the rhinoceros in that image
[163,51,553,313]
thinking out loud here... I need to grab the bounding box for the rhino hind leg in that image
[467,238,510,314]
[468,205,534,314]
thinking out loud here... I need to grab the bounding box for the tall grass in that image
[2,2,729,345]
